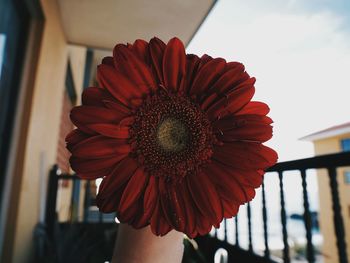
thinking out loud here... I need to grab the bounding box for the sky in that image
[187,0,350,162]
[187,0,350,254]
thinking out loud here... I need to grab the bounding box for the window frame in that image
[0,0,44,261]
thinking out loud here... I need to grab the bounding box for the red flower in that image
[66,37,278,237]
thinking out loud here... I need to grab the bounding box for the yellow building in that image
[302,122,350,263]
[0,1,216,262]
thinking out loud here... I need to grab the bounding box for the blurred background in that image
[0,0,349,262]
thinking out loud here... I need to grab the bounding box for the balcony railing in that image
[207,151,350,263]
[44,152,350,263]
[45,165,116,235]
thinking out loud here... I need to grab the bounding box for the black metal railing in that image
[211,151,350,263]
[44,152,350,263]
[45,165,116,237]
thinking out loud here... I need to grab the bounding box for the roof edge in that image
[301,124,350,141]
[185,0,218,47]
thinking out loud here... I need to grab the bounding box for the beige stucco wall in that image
[11,0,86,262]
[313,134,350,263]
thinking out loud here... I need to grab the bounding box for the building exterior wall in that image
[56,89,74,173]
[11,0,86,262]
[313,134,350,263]
[55,45,87,223]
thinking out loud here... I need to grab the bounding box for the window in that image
[341,139,350,152]
[0,0,30,198]
[344,171,350,184]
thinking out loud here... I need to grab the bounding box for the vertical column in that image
[262,180,270,258]
[328,167,348,263]
[247,202,253,252]
[235,215,239,247]
[300,169,315,263]
[278,171,290,263]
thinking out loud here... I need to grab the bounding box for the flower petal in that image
[222,199,240,218]
[213,141,278,170]
[198,54,213,67]
[163,37,186,91]
[131,175,159,229]
[70,155,124,174]
[187,172,223,225]
[81,87,113,107]
[181,54,200,94]
[207,161,256,203]
[113,44,156,92]
[119,167,149,214]
[235,169,265,188]
[211,63,249,94]
[130,39,150,64]
[214,115,273,143]
[77,166,112,180]
[97,64,146,107]
[103,100,132,115]
[178,181,196,237]
[190,58,226,96]
[70,105,132,137]
[118,200,140,223]
[236,101,270,116]
[131,208,152,229]
[206,77,256,120]
[218,124,272,143]
[86,123,130,139]
[71,105,126,126]
[150,199,172,236]
[97,157,139,199]
[101,56,114,67]
[144,175,158,211]
[96,187,124,213]
[71,135,130,159]
[159,179,186,232]
[196,213,212,236]
[149,37,166,84]
[200,63,249,109]
[65,129,90,151]
[214,114,273,131]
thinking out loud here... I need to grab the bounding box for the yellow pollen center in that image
[157,118,188,152]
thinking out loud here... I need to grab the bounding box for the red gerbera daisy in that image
[66,37,278,238]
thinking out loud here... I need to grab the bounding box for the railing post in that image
[261,180,270,259]
[328,167,348,263]
[45,165,59,237]
[99,210,103,223]
[83,180,91,222]
[69,177,80,222]
[300,169,315,263]
[247,202,253,252]
[224,218,227,242]
[235,214,239,247]
[278,171,290,263]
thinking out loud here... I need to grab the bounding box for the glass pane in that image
[341,138,350,152]
[0,34,5,79]
[344,171,350,184]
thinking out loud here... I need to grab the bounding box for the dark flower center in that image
[130,91,215,182]
[157,118,188,153]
